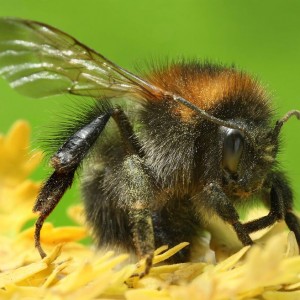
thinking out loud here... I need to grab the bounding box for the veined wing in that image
[0,18,162,99]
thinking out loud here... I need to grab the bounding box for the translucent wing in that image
[0,18,249,134]
[0,18,162,99]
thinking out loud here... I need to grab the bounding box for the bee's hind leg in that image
[33,111,112,258]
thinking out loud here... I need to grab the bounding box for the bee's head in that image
[219,110,299,197]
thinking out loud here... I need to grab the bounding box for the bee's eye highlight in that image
[222,128,244,174]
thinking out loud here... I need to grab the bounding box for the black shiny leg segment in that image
[285,211,300,245]
[33,107,142,258]
[201,183,253,246]
[243,186,282,233]
[33,170,75,257]
[243,171,300,247]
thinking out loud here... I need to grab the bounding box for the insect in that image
[0,18,300,276]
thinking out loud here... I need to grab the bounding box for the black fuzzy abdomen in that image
[80,130,137,252]
[80,105,204,262]
[82,150,203,262]
[81,162,136,251]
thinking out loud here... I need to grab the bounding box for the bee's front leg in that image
[244,171,300,246]
[199,182,253,246]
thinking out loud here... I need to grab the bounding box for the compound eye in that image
[222,128,244,173]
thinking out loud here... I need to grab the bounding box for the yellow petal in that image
[0,121,43,187]
[0,285,47,299]
[67,204,86,226]
[0,180,40,235]
[20,223,87,244]
[263,290,300,300]
[153,242,189,265]
[0,261,48,288]
[126,289,171,300]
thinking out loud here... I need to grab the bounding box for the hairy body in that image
[0,18,299,275]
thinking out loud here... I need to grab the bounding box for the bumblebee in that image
[0,18,299,276]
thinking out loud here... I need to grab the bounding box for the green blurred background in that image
[1,0,300,227]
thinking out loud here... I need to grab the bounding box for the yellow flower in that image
[0,121,300,300]
[0,121,42,187]
[0,121,42,236]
